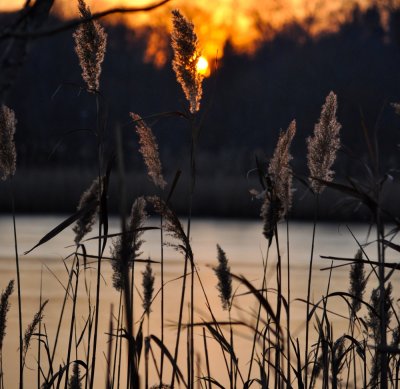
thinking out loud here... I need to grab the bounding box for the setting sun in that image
[196,56,209,76]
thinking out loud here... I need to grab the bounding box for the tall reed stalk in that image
[10,179,23,389]
[73,1,107,386]
[0,103,20,388]
[304,196,319,388]
[170,9,204,388]
[285,219,291,389]
[304,91,341,387]
[64,258,79,389]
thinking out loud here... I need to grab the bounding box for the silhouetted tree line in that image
[1,4,400,216]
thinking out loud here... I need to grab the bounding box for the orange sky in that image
[0,0,375,66]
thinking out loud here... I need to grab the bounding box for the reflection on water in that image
[0,216,397,387]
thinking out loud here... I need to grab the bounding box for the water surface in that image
[0,216,395,387]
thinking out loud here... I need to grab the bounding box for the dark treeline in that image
[1,5,400,218]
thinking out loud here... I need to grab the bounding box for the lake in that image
[0,216,396,388]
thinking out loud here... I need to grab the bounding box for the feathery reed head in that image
[260,194,282,246]
[366,282,393,342]
[111,232,131,291]
[171,9,203,114]
[111,197,148,291]
[127,196,148,257]
[310,353,323,388]
[147,195,192,259]
[332,336,346,377]
[366,282,393,386]
[348,249,367,316]
[68,362,82,389]
[73,0,107,91]
[214,245,232,310]
[73,177,100,245]
[268,119,296,216]
[0,105,17,180]
[391,324,400,348]
[23,300,48,366]
[131,113,166,189]
[307,91,341,194]
[0,279,14,351]
[142,261,155,315]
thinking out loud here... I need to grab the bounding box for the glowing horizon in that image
[1,0,376,68]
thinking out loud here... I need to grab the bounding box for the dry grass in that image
[1,3,400,389]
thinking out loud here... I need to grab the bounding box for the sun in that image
[196,56,209,76]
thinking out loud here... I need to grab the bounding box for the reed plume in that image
[111,197,147,291]
[260,191,282,244]
[171,9,203,114]
[131,113,166,189]
[260,121,296,243]
[214,245,232,310]
[307,91,341,194]
[348,249,367,316]
[366,282,393,387]
[366,283,393,343]
[68,362,82,389]
[23,300,48,366]
[110,232,131,292]
[0,279,14,351]
[331,337,345,385]
[127,196,147,257]
[73,0,107,91]
[72,177,100,244]
[391,324,400,348]
[0,104,17,180]
[147,196,192,259]
[268,119,296,215]
[142,261,155,315]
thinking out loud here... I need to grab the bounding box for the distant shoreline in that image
[1,168,398,221]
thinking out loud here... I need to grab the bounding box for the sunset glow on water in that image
[1,0,376,67]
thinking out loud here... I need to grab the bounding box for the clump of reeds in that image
[171,9,203,113]
[307,91,341,194]
[130,113,166,189]
[73,0,107,91]
[214,245,232,310]
[23,300,48,367]
[0,280,14,351]
[142,261,155,315]
[111,197,147,291]
[0,104,16,181]
[72,177,100,244]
